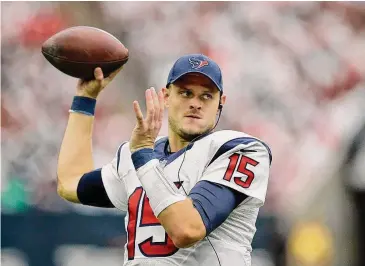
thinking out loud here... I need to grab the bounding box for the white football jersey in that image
[101,130,272,266]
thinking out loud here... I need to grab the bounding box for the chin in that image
[169,116,214,142]
[179,125,212,141]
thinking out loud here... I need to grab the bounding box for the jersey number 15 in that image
[127,187,178,260]
[223,154,259,188]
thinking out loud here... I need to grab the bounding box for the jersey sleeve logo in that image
[223,154,259,188]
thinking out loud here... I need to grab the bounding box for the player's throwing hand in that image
[76,67,122,99]
[129,87,165,153]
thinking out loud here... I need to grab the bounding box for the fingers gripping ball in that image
[42,26,129,80]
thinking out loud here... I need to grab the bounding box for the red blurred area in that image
[19,11,67,47]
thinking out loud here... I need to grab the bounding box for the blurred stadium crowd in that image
[1,2,365,266]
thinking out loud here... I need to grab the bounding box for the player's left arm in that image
[132,140,272,248]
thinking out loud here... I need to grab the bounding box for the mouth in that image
[185,115,202,119]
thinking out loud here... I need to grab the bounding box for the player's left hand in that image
[129,87,165,153]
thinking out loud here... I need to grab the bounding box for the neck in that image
[167,127,190,153]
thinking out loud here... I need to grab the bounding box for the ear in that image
[218,94,226,112]
[162,87,170,108]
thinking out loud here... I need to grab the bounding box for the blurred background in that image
[1,1,365,266]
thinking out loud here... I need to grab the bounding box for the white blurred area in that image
[2,2,365,266]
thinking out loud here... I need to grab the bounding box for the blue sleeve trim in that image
[70,96,96,116]
[189,181,247,235]
[77,168,114,208]
[152,137,169,160]
[208,137,272,166]
[131,148,156,170]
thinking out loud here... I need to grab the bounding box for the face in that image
[163,73,226,141]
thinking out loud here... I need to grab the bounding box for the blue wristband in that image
[131,148,156,170]
[70,96,96,116]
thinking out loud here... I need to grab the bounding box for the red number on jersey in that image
[223,154,259,188]
[127,187,178,260]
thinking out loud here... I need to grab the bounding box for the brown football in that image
[41,26,129,80]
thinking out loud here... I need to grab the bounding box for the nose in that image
[189,97,202,110]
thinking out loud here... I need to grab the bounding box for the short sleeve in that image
[201,138,272,205]
[101,142,129,211]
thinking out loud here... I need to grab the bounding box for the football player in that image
[57,54,272,266]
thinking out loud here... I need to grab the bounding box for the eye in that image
[179,90,191,97]
[202,93,213,100]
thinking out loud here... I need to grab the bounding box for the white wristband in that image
[136,159,186,216]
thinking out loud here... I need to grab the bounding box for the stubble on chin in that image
[169,116,213,142]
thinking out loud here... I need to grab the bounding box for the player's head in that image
[163,54,226,141]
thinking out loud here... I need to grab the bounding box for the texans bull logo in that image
[189,57,209,69]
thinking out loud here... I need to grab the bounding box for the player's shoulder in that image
[203,130,268,148]
[201,130,272,163]
[206,129,254,143]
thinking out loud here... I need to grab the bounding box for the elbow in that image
[56,179,69,200]
[56,173,80,203]
[56,172,66,198]
[170,224,206,249]
[56,182,66,199]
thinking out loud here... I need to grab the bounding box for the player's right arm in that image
[57,67,124,208]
